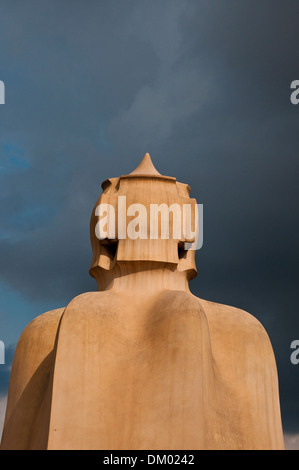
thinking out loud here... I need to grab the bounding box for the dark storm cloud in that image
[0,0,299,438]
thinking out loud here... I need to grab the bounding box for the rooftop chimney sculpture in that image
[1,154,284,450]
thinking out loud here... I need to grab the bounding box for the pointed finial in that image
[129,153,162,176]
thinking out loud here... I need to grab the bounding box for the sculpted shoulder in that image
[63,291,121,312]
[11,307,65,377]
[194,296,277,379]
[18,307,65,348]
[190,296,284,449]
[4,308,65,425]
[197,297,271,341]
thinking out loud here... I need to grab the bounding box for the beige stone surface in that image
[0,155,285,450]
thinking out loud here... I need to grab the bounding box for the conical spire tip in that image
[129,153,161,176]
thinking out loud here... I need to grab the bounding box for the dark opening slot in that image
[178,242,187,260]
[101,239,118,260]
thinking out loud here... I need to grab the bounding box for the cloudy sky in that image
[0,0,299,449]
